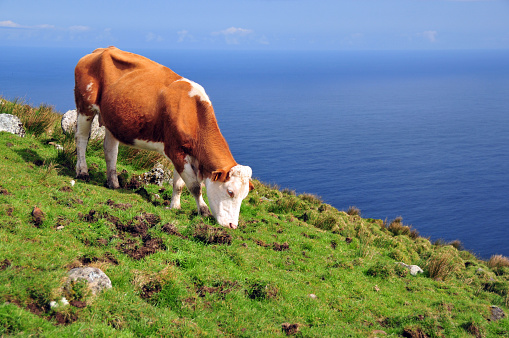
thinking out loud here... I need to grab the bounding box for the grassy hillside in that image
[0,98,508,337]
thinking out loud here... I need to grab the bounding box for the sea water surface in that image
[1,47,508,258]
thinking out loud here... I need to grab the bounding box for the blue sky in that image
[1,0,508,50]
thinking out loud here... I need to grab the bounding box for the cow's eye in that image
[227,189,234,198]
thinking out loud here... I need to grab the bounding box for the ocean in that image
[1,47,508,258]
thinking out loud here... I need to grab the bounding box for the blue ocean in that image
[1,47,508,258]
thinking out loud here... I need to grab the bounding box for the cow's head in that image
[205,165,254,229]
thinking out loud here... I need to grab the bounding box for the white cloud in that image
[421,30,438,43]
[146,32,164,42]
[69,25,91,32]
[212,27,254,45]
[0,20,54,30]
[0,20,22,28]
[177,30,195,43]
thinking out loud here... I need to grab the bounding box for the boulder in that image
[65,267,112,297]
[397,262,424,276]
[0,114,26,137]
[61,109,105,140]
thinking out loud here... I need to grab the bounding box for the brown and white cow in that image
[74,46,253,228]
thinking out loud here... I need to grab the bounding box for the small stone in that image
[397,262,423,276]
[309,293,317,299]
[490,306,505,321]
[70,180,75,187]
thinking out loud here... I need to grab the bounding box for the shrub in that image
[387,217,419,239]
[299,193,323,205]
[346,206,361,216]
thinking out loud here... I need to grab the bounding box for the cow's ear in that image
[249,180,255,191]
[211,169,228,182]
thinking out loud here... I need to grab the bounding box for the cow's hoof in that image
[76,173,90,182]
[200,206,212,217]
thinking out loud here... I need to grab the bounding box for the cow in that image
[74,46,253,229]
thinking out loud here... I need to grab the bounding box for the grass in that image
[0,98,508,336]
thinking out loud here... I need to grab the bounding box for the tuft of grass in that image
[8,101,61,136]
[426,249,460,280]
[118,146,170,171]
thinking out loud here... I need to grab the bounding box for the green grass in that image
[1,98,508,337]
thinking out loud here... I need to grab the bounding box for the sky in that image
[1,0,509,50]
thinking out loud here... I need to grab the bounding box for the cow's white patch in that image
[205,165,252,228]
[176,78,211,103]
[86,82,93,92]
[132,139,166,155]
[90,104,100,114]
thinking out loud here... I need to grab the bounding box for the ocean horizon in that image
[1,47,508,258]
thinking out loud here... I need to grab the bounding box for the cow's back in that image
[74,46,180,119]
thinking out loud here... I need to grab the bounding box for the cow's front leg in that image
[104,129,120,189]
[75,113,93,180]
[178,159,212,217]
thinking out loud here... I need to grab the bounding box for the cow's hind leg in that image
[178,162,212,217]
[75,113,93,180]
[170,169,184,209]
[104,129,120,189]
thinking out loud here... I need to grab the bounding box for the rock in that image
[50,297,69,309]
[48,141,64,150]
[140,163,172,186]
[0,114,25,137]
[397,262,424,276]
[490,305,505,321]
[309,293,317,299]
[65,267,112,297]
[61,109,105,140]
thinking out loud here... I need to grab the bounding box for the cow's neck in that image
[193,105,237,179]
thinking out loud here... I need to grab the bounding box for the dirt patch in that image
[161,223,188,239]
[254,239,269,247]
[78,253,119,266]
[193,224,232,245]
[331,240,337,249]
[140,281,162,300]
[282,323,300,336]
[106,199,132,210]
[402,327,429,338]
[0,187,11,195]
[53,311,79,326]
[0,259,11,271]
[273,242,290,251]
[26,302,48,316]
[345,237,353,244]
[196,281,239,297]
[118,236,166,260]
[70,300,87,308]
[59,186,73,192]
[79,210,99,223]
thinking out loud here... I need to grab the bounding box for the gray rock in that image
[397,262,424,276]
[65,267,112,297]
[490,305,505,321]
[61,109,105,140]
[140,163,172,186]
[0,114,25,137]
